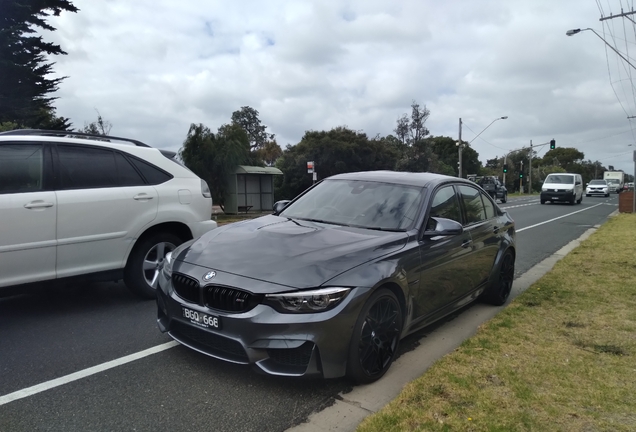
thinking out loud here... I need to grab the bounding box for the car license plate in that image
[552,197,559,200]
[182,307,221,329]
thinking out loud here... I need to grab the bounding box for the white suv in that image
[0,129,217,298]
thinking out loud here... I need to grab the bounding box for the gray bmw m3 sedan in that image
[156,171,516,383]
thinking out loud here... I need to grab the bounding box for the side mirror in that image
[423,217,463,237]
[273,200,291,215]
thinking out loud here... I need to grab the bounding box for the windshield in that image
[281,179,424,231]
[545,174,574,184]
[606,179,620,184]
[589,180,606,185]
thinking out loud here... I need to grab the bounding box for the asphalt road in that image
[0,194,620,432]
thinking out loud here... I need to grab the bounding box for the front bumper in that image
[586,188,608,196]
[541,190,575,202]
[156,270,370,379]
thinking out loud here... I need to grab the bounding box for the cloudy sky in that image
[43,0,636,173]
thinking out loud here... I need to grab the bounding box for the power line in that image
[461,123,509,151]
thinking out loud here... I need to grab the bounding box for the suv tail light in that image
[201,179,212,199]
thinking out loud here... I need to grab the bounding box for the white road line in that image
[0,341,179,406]
[516,203,605,233]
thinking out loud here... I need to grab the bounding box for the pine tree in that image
[0,0,78,129]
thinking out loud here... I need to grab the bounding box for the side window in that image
[128,157,172,185]
[57,145,118,189]
[482,192,496,219]
[115,152,146,186]
[0,144,44,194]
[426,185,461,230]
[458,185,486,225]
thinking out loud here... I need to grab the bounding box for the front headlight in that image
[542,187,548,192]
[161,239,195,280]
[162,251,175,279]
[264,287,351,313]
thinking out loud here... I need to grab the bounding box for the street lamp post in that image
[457,116,508,178]
[566,28,636,72]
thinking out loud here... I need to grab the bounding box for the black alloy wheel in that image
[347,289,402,384]
[482,251,515,306]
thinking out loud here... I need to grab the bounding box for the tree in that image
[503,148,532,191]
[0,0,77,129]
[538,148,585,172]
[274,127,400,200]
[428,135,481,177]
[255,139,283,166]
[231,106,274,151]
[484,158,501,170]
[394,101,430,145]
[179,123,252,211]
[79,110,112,135]
[0,122,19,132]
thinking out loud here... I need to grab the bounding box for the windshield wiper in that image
[363,226,403,232]
[296,217,349,227]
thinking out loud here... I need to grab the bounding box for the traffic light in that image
[503,164,508,173]
[550,139,556,149]
[519,172,523,179]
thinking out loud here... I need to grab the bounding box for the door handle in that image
[24,201,54,209]
[133,194,154,200]
[461,239,472,248]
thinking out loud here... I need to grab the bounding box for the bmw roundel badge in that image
[203,271,216,281]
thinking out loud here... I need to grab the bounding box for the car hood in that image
[544,183,575,189]
[178,214,408,289]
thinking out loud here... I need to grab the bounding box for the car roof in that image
[326,170,472,188]
[0,129,177,159]
[546,172,577,176]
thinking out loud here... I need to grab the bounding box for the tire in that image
[124,232,182,299]
[586,194,590,197]
[605,193,609,197]
[501,193,507,204]
[577,194,582,204]
[482,250,515,306]
[540,199,545,204]
[346,289,403,384]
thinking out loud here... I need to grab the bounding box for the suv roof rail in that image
[0,129,151,148]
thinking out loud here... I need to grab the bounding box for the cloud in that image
[43,0,636,173]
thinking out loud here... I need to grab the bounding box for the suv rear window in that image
[128,157,173,184]
[57,145,118,189]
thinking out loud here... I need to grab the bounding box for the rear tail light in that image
[201,179,212,199]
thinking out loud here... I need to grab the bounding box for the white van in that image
[540,173,583,205]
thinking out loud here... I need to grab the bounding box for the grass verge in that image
[213,213,265,226]
[508,192,539,197]
[357,213,636,432]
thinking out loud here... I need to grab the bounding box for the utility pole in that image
[599,10,636,22]
[520,160,524,193]
[458,118,463,178]
[528,140,532,194]
[503,152,508,186]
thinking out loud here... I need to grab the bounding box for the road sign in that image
[307,161,314,173]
